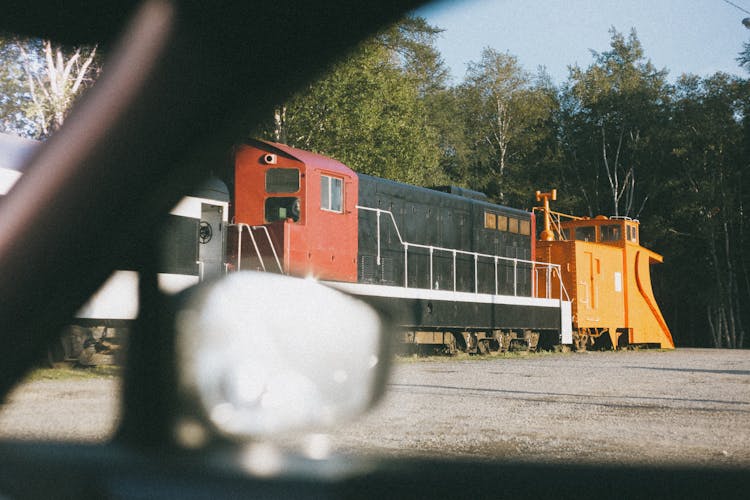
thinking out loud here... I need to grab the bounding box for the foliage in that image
[2,17,749,348]
[26,365,121,381]
[0,36,99,139]
[654,74,749,348]
[559,29,670,218]
[261,16,447,187]
[0,36,39,137]
[449,51,559,208]
[738,41,750,73]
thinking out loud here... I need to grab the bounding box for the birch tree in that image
[560,29,668,217]
[262,16,447,187]
[20,40,99,138]
[451,49,558,206]
[664,74,749,348]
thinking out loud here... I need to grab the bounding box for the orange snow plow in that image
[534,190,674,350]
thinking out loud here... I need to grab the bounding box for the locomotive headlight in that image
[174,271,391,441]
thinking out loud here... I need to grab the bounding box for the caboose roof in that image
[245,139,356,177]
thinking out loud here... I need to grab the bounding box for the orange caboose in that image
[534,190,674,351]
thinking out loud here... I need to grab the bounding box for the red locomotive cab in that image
[231,140,358,282]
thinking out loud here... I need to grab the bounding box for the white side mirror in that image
[175,271,390,440]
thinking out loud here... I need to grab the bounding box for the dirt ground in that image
[1,348,749,468]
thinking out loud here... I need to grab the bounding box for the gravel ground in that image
[1,348,749,468]
[328,348,750,468]
[0,376,120,442]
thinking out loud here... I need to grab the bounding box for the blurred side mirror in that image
[175,271,391,440]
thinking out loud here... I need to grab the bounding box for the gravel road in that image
[0,376,119,442]
[2,348,749,468]
[333,348,750,467]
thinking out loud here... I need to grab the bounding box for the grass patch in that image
[395,348,570,363]
[25,365,122,381]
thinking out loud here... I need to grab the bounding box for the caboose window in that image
[321,175,343,212]
[626,224,638,243]
[601,224,622,241]
[265,168,300,193]
[575,226,595,242]
[484,212,496,229]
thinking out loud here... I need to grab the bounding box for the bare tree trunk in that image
[487,95,511,202]
[273,105,287,143]
[19,39,97,138]
[707,304,721,347]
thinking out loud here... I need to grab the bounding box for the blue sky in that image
[414,0,750,85]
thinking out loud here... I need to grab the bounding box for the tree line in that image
[2,18,749,348]
[257,18,749,349]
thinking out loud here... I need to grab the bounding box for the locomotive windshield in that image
[265,196,300,222]
[265,168,300,193]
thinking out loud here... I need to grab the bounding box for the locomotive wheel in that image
[573,329,589,352]
[477,339,490,355]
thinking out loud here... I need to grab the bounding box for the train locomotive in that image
[1,132,674,354]
[228,139,673,352]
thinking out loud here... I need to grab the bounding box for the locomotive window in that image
[601,224,622,242]
[497,215,508,231]
[484,212,496,229]
[320,175,343,212]
[519,219,530,236]
[265,168,300,193]
[508,218,519,233]
[265,196,300,222]
[575,226,595,242]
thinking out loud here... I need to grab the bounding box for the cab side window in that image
[321,175,343,212]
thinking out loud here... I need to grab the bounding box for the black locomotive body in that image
[357,174,534,294]
[352,174,564,344]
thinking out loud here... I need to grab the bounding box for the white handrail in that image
[357,205,565,299]
[231,223,284,274]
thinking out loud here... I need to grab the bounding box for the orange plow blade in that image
[630,250,674,348]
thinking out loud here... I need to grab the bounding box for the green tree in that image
[737,40,750,72]
[447,49,559,207]
[20,40,99,138]
[1,37,99,139]
[263,16,447,186]
[559,28,669,217]
[0,37,39,137]
[656,73,749,348]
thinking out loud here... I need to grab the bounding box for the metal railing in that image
[230,223,284,274]
[357,205,570,301]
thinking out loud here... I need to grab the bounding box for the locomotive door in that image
[578,250,600,322]
[198,203,224,281]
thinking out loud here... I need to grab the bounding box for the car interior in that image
[0,1,747,498]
